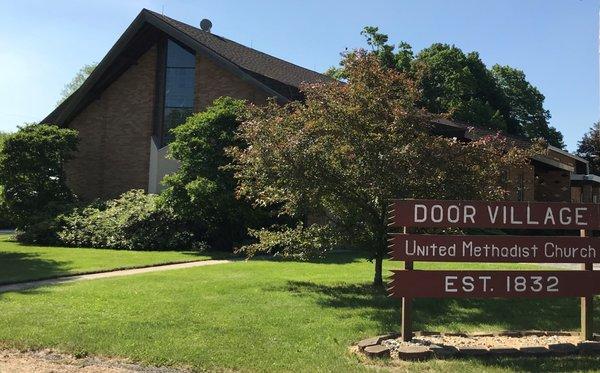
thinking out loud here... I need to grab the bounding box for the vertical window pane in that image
[163,107,193,145]
[166,40,195,68]
[165,68,195,107]
[161,39,196,146]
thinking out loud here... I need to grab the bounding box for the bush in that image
[161,97,273,250]
[0,188,13,229]
[244,223,340,260]
[0,133,13,229]
[58,190,202,250]
[0,124,78,237]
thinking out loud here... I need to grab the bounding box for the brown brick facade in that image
[195,54,269,111]
[66,45,157,201]
[504,165,535,201]
[534,168,571,202]
[66,44,273,201]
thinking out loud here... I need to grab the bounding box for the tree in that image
[491,65,564,148]
[0,132,11,228]
[326,27,564,147]
[577,122,600,174]
[57,62,97,105]
[160,97,271,250]
[412,44,509,132]
[0,124,78,239]
[230,52,534,286]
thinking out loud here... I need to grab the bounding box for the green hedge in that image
[58,190,203,251]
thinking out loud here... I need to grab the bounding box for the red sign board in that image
[388,199,599,341]
[388,270,600,298]
[389,199,600,230]
[389,234,600,264]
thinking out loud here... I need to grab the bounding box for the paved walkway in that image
[537,263,600,270]
[0,259,234,293]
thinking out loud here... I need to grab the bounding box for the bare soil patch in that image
[0,349,189,373]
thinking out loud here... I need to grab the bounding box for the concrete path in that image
[537,263,600,270]
[0,259,234,293]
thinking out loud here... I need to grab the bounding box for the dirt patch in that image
[0,349,189,373]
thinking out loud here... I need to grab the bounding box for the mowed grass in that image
[0,234,210,284]
[0,253,598,372]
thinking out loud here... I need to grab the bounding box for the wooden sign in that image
[389,234,600,263]
[389,199,600,230]
[389,270,600,298]
[388,198,598,342]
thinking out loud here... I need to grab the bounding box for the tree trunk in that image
[372,220,388,288]
[373,253,384,287]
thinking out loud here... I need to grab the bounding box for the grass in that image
[0,234,211,284]
[0,252,598,372]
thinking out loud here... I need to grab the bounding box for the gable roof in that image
[147,10,329,90]
[43,9,330,125]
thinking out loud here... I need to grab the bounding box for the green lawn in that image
[0,252,598,372]
[0,234,210,284]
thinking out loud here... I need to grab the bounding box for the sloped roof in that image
[146,10,329,89]
[43,9,330,125]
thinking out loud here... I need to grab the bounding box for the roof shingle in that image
[146,10,330,91]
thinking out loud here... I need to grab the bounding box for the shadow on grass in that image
[284,281,399,331]
[471,356,600,372]
[281,281,596,334]
[0,251,70,286]
[414,297,587,331]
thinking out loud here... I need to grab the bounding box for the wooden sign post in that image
[582,228,594,341]
[388,199,600,342]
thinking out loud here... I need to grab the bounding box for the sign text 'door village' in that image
[387,199,600,299]
[390,200,600,229]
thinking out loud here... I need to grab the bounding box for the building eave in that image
[41,9,290,126]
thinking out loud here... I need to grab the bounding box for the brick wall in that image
[545,148,578,171]
[195,54,269,111]
[534,168,571,202]
[504,165,535,201]
[66,45,157,201]
[66,44,274,202]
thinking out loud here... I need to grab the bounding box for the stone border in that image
[356,331,600,360]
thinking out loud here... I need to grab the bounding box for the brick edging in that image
[356,330,600,360]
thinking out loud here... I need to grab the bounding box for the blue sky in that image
[0,0,599,152]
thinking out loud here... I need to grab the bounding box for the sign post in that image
[401,227,413,342]
[581,228,594,341]
[388,199,600,341]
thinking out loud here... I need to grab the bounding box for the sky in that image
[0,0,599,152]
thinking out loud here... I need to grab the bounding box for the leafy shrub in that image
[58,190,201,250]
[0,187,13,229]
[161,97,273,250]
[243,223,340,260]
[0,124,78,238]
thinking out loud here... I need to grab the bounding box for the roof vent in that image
[200,19,212,32]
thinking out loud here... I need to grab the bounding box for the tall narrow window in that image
[161,39,195,145]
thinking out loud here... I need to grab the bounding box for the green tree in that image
[0,124,78,239]
[491,65,564,148]
[577,122,600,174]
[413,44,509,132]
[57,62,97,105]
[327,27,564,147]
[230,52,534,286]
[0,131,11,228]
[160,97,270,250]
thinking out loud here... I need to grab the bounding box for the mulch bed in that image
[356,331,600,361]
